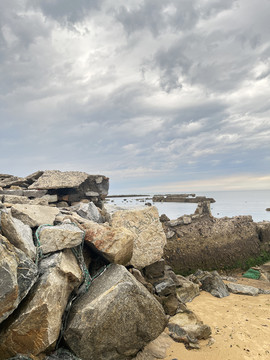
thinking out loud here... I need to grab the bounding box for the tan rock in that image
[0,235,38,324]
[3,195,30,204]
[38,223,84,254]
[1,210,36,259]
[11,204,59,227]
[111,206,166,268]
[0,249,83,358]
[84,221,134,265]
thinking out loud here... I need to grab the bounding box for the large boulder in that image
[0,235,38,324]
[111,207,167,268]
[83,221,134,265]
[11,204,59,227]
[226,283,259,296]
[0,250,83,359]
[1,210,36,259]
[64,264,167,360]
[37,223,84,254]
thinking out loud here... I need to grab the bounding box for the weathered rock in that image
[175,275,200,303]
[28,170,89,190]
[226,283,259,296]
[38,223,84,254]
[168,310,211,342]
[193,270,229,298]
[0,189,24,196]
[1,210,36,259]
[11,204,59,227]
[23,189,48,198]
[84,221,134,265]
[0,175,26,188]
[155,278,176,296]
[0,235,38,324]
[3,195,30,204]
[0,250,83,358]
[72,201,103,223]
[111,206,167,268]
[144,260,165,279]
[64,264,167,360]
[161,294,179,316]
[41,194,58,203]
[164,215,260,273]
[45,348,82,360]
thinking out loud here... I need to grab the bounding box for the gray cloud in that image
[0,0,269,193]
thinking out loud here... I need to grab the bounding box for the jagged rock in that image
[226,283,259,296]
[0,250,83,359]
[22,189,48,198]
[45,348,82,360]
[168,310,211,343]
[193,270,229,298]
[84,221,134,265]
[11,204,59,227]
[144,260,165,279]
[0,235,38,324]
[175,275,200,303]
[38,223,84,254]
[111,206,166,268]
[161,294,179,316]
[155,278,176,296]
[0,210,36,259]
[64,264,167,360]
[0,175,26,188]
[72,201,103,223]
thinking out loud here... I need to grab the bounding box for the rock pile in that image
[0,171,212,360]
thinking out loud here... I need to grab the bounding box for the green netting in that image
[242,268,261,280]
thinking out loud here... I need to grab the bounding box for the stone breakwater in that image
[1,171,270,360]
[0,170,214,360]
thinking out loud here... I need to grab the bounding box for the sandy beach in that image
[165,283,270,360]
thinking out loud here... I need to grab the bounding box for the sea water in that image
[107,190,270,222]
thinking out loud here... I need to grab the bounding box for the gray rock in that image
[0,250,83,358]
[0,189,24,196]
[38,223,84,254]
[193,270,229,298]
[155,278,176,296]
[73,201,103,223]
[11,204,59,227]
[23,189,48,198]
[1,210,36,259]
[45,349,82,360]
[0,235,38,324]
[64,264,167,360]
[226,283,259,296]
[175,276,200,303]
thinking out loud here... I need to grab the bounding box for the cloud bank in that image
[0,0,269,193]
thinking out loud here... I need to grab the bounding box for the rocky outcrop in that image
[0,250,83,359]
[64,264,167,360]
[111,206,166,268]
[153,194,215,203]
[0,235,38,324]
[164,203,263,273]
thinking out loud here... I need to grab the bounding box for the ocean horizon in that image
[107,189,270,223]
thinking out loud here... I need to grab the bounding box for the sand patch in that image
[165,291,270,360]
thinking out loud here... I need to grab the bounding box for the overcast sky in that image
[1,0,270,193]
